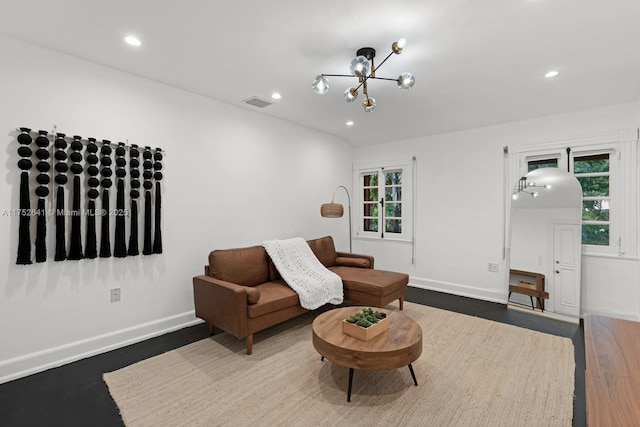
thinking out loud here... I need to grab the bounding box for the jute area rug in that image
[104,302,575,427]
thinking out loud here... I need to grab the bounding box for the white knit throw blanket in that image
[262,238,343,310]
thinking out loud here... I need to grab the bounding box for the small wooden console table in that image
[508,269,549,311]
[312,307,422,402]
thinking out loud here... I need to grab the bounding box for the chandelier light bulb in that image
[344,87,358,103]
[532,192,539,198]
[398,72,415,90]
[512,193,519,200]
[312,75,330,95]
[362,98,376,112]
[545,184,552,189]
[392,38,407,54]
[350,56,370,77]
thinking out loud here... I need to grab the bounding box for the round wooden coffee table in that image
[312,307,423,402]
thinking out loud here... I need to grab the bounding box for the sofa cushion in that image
[330,266,408,297]
[307,236,337,268]
[245,287,260,304]
[247,281,301,318]
[209,245,269,287]
[335,256,371,268]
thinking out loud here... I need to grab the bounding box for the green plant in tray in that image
[345,307,386,328]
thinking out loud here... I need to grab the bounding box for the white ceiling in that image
[1,0,639,147]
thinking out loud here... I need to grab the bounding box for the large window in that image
[362,169,402,236]
[573,153,611,246]
[517,132,637,256]
[525,150,617,249]
[356,160,412,241]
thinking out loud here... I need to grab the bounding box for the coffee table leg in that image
[347,368,354,402]
[408,364,418,386]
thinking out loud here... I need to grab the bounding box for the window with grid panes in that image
[574,153,610,246]
[361,168,404,237]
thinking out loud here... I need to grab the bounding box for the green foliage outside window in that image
[385,219,401,233]
[582,200,609,221]
[528,159,558,172]
[582,224,609,246]
[577,176,609,197]
[574,157,609,173]
[385,203,401,217]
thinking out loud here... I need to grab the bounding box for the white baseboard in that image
[0,311,202,385]
[507,303,580,325]
[581,308,640,322]
[409,277,506,304]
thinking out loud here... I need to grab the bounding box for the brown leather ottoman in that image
[331,266,409,310]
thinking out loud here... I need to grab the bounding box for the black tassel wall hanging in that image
[152,148,163,254]
[67,135,84,260]
[53,134,68,261]
[16,128,33,265]
[84,138,100,259]
[15,127,166,263]
[142,146,153,255]
[99,140,112,258]
[113,142,127,257]
[34,130,51,262]
[127,144,140,256]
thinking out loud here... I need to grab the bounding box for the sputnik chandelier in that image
[512,177,551,200]
[312,38,415,112]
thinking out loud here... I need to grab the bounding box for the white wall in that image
[0,36,353,383]
[354,101,640,320]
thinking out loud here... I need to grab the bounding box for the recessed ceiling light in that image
[544,70,559,78]
[346,121,354,126]
[271,92,282,100]
[124,35,141,47]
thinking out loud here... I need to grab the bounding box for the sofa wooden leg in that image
[246,334,253,355]
[399,297,404,310]
[208,323,215,336]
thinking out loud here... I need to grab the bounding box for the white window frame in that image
[353,158,413,242]
[571,149,615,249]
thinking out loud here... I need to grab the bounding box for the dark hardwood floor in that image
[1,288,585,427]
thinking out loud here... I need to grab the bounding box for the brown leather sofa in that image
[192,236,408,354]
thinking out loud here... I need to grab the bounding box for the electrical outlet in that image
[487,262,499,272]
[110,288,121,303]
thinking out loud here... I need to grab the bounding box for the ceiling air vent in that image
[242,96,272,108]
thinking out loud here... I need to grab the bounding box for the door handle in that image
[555,270,560,274]
[555,260,559,264]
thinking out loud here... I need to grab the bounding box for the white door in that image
[553,223,581,317]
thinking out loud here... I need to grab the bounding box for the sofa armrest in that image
[192,275,251,339]
[335,252,374,269]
